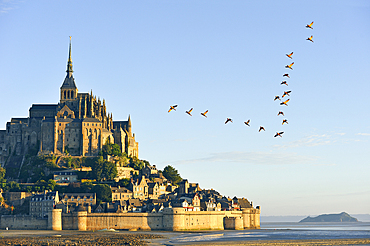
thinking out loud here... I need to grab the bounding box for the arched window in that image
[86,128,88,136]
[67,90,70,99]
[71,91,74,99]
[94,129,97,139]
[64,91,67,99]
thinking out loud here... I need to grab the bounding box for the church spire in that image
[60,36,78,103]
[66,36,73,78]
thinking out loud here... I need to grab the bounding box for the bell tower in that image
[60,36,78,105]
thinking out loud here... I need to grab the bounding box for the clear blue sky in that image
[1,0,369,216]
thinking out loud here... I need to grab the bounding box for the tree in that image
[91,157,117,182]
[103,161,117,181]
[162,165,182,185]
[6,181,21,192]
[101,142,122,158]
[47,179,56,190]
[0,167,6,183]
[92,184,112,204]
[128,156,147,171]
[117,178,130,188]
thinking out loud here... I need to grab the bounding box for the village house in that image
[130,176,148,200]
[53,170,78,183]
[111,186,133,202]
[60,193,96,206]
[29,191,59,218]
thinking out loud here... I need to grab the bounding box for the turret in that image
[128,115,132,134]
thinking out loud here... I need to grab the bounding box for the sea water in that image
[165,222,370,244]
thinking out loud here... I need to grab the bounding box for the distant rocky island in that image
[299,212,358,223]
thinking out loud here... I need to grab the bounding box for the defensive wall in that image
[0,207,260,231]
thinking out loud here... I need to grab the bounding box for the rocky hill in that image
[299,212,358,223]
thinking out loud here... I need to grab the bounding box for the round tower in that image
[48,209,62,230]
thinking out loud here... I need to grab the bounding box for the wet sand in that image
[174,238,370,246]
[0,230,369,246]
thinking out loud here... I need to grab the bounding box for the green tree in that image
[0,167,6,182]
[6,181,21,192]
[103,161,117,181]
[162,165,182,185]
[91,157,117,182]
[117,178,130,188]
[92,184,112,204]
[47,179,56,190]
[128,156,147,171]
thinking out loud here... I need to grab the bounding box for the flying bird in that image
[185,108,193,116]
[282,119,288,125]
[225,118,233,124]
[274,132,284,137]
[307,35,314,42]
[168,105,178,113]
[244,120,250,126]
[286,52,293,59]
[277,111,284,116]
[281,81,288,86]
[285,62,294,70]
[282,90,291,98]
[280,99,290,106]
[201,110,208,118]
[306,21,314,29]
[259,126,265,132]
[283,74,290,78]
[274,96,281,101]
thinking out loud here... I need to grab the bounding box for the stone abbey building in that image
[0,39,138,167]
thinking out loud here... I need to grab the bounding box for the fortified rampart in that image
[0,207,260,231]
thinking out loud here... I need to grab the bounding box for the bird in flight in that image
[168,105,178,113]
[306,21,314,29]
[201,110,208,118]
[274,96,281,101]
[274,132,284,137]
[281,81,288,86]
[280,99,290,106]
[186,108,193,116]
[244,120,250,126]
[259,126,265,132]
[283,74,290,78]
[307,35,314,42]
[282,119,288,125]
[285,62,294,70]
[277,111,284,116]
[286,52,293,59]
[225,118,233,124]
[282,91,291,98]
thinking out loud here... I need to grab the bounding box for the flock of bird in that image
[168,21,314,138]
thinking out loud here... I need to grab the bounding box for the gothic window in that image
[94,129,97,139]
[86,129,88,136]
[71,91,74,99]
[64,91,66,99]
[67,90,70,99]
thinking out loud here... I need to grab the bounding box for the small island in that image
[299,212,358,223]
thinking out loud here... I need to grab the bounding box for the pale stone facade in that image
[0,39,138,169]
[29,191,59,218]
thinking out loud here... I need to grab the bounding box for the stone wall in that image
[0,215,48,230]
[0,207,261,231]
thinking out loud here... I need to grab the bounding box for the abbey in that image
[0,39,138,166]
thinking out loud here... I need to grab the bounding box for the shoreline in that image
[0,230,369,246]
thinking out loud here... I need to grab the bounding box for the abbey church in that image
[0,39,138,167]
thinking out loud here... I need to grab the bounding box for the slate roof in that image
[61,76,77,89]
[30,104,58,110]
